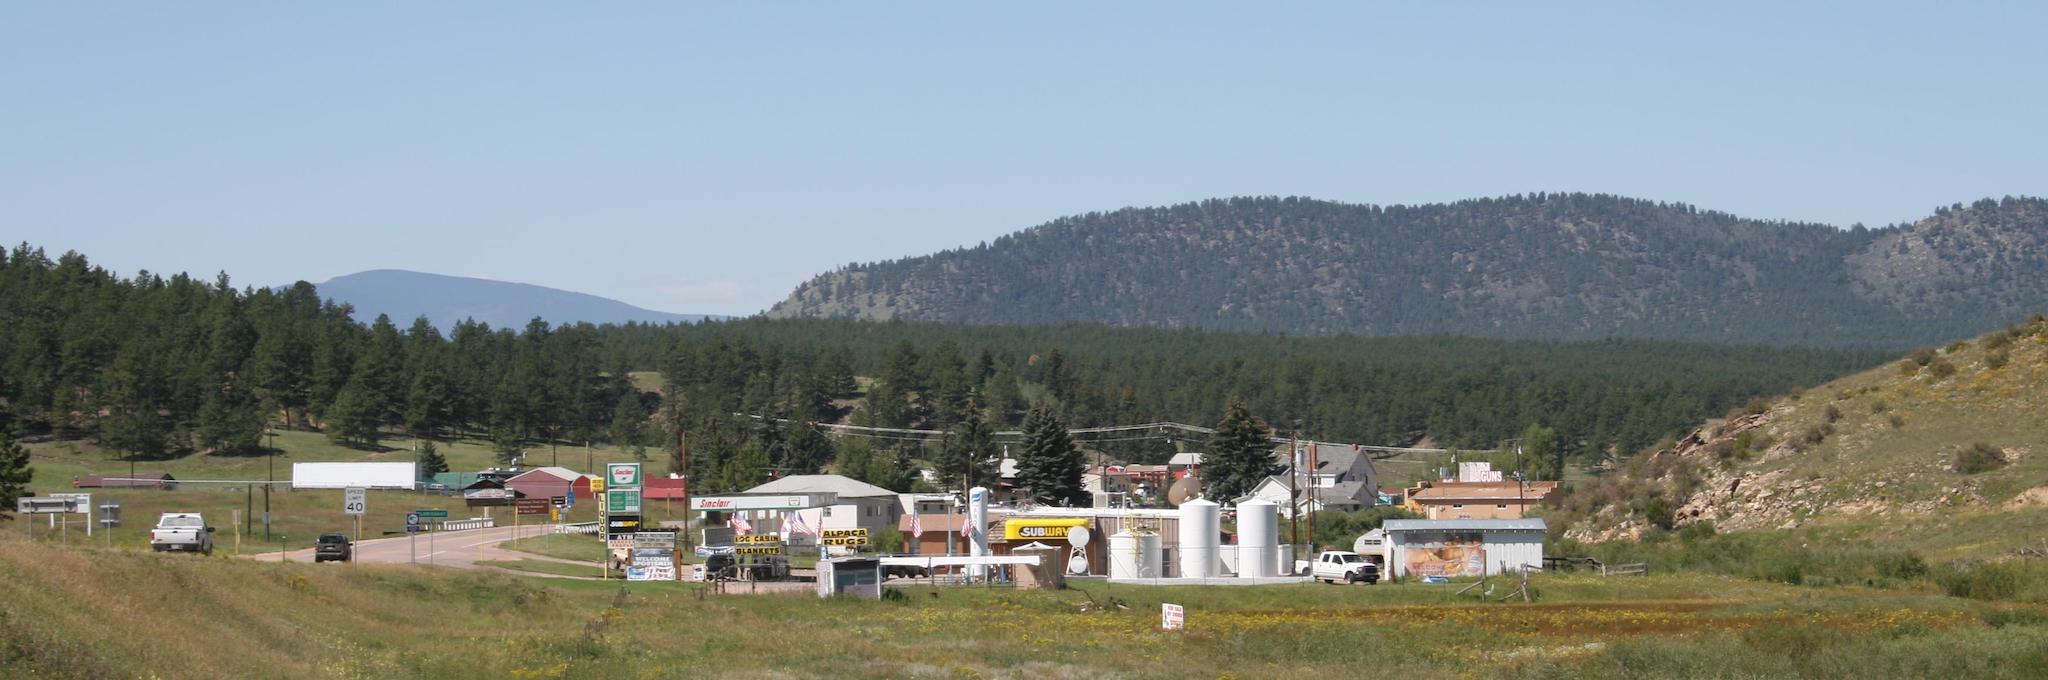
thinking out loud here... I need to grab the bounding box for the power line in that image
[736,413,1463,458]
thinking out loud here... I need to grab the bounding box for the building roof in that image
[744,474,897,499]
[1168,452,1204,466]
[506,467,582,483]
[1408,482,1560,502]
[1383,518,1548,532]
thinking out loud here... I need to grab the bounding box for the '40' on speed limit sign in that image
[344,487,367,516]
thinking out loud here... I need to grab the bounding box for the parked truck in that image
[1311,550,1380,584]
[150,512,216,555]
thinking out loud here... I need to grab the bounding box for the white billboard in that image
[292,462,418,490]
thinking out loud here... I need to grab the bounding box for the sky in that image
[5,3,2045,316]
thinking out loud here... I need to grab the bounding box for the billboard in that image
[1402,533,1487,578]
[292,462,418,490]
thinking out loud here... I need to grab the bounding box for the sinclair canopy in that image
[291,462,418,490]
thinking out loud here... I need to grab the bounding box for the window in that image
[1452,503,1464,509]
[1496,504,1508,509]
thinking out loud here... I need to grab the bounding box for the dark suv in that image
[315,533,353,563]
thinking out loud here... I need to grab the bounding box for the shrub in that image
[1888,413,1907,429]
[1986,350,2009,369]
[1909,348,1938,367]
[1946,341,1970,353]
[1869,399,1888,414]
[1934,561,2025,601]
[1927,357,1957,378]
[1823,405,1842,423]
[1642,497,1676,531]
[1954,443,2007,474]
[1898,361,1920,376]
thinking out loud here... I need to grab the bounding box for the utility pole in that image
[673,401,691,555]
[1287,425,1300,547]
[1307,440,1319,551]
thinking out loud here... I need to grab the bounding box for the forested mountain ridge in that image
[770,194,2048,348]
[317,269,717,330]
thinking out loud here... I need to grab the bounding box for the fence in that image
[1601,562,1649,576]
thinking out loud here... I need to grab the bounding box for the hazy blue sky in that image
[5,3,2044,316]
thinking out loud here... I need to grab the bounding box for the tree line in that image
[0,244,1892,501]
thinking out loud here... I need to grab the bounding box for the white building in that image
[1380,518,1546,579]
[741,475,903,536]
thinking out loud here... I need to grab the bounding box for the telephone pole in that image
[1287,425,1300,547]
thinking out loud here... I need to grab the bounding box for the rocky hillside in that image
[771,195,2048,348]
[1565,315,2048,559]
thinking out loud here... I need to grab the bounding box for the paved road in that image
[260,524,599,573]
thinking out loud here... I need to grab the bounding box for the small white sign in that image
[1161,603,1185,630]
[343,487,367,516]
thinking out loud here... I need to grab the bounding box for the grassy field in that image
[15,429,694,554]
[5,533,2048,679]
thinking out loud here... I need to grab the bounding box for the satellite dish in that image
[1067,526,1092,547]
[1167,476,1201,506]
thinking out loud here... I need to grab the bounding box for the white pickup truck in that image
[1311,550,1380,584]
[150,512,216,555]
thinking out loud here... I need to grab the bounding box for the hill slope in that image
[770,194,2048,348]
[315,269,715,329]
[1565,315,2048,559]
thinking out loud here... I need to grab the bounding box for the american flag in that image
[960,515,975,539]
[728,513,753,536]
[909,510,924,538]
[784,510,815,537]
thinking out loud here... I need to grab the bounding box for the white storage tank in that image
[1178,498,1220,578]
[1237,499,1279,578]
[1108,530,1165,579]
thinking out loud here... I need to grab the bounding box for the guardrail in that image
[554,522,602,536]
[434,517,497,532]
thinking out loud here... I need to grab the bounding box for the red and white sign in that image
[1161,603,1185,630]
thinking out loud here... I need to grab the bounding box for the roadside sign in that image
[344,487,367,516]
[1162,603,1185,630]
[606,489,642,514]
[516,498,550,515]
[405,512,421,533]
[415,509,449,518]
[820,528,870,547]
[551,496,567,509]
[607,463,642,488]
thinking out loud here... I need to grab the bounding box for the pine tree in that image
[490,422,526,465]
[325,377,381,448]
[609,392,647,451]
[1203,396,1277,502]
[195,380,266,455]
[0,429,33,519]
[779,422,833,475]
[356,315,407,425]
[722,442,770,492]
[404,351,452,438]
[1517,423,1563,481]
[1015,406,1086,506]
[934,408,1000,491]
[417,439,449,477]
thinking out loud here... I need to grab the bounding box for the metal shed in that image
[1380,518,1546,579]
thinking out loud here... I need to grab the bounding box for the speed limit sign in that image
[344,487,367,516]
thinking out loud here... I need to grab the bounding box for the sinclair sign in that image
[689,494,835,511]
[607,463,642,488]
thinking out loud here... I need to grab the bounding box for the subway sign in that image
[1003,518,1091,542]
